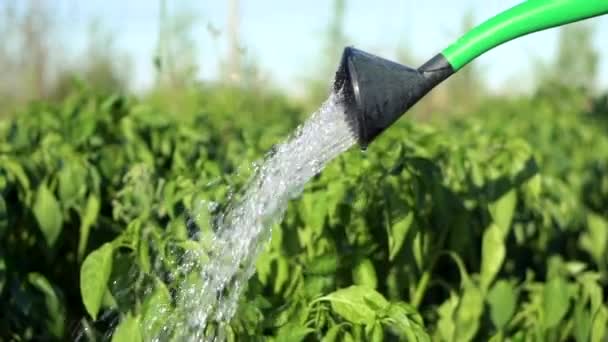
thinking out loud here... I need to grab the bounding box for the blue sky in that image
[51,0,608,95]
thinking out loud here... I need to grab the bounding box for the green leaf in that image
[352,258,377,289]
[488,331,505,342]
[112,314,142,342]
[525,174,542,199]
[141,281,172,340]
[327,181,347,224]
[304,275,334,298]
[265,300,300,328]
[33,184,63,247]
[343,331,355,342]
[274,257,290,294]
[320,285,389,324]
[255,250,273,286]
[274,322,314,342]
[307,253,338,275]
[573,298,592,342]
[488,189,516,236]
[412,230,425,272]
[487,280,517,329]
[322,324,345,342]
[580,213,607,266]
[2,157,30,192]
[299,191,327,232]
[454,283,483,342]
[78,194,100,260]
[367,322,384,342]
[388,211,414,261]
[480,224,506,291]
[384,302,430,341]
[58,161,87,205]
[436,293,458,341]
[80,243,114,320]
[591,306,607,342]
[28,273,66,338]
[542,277,570,329]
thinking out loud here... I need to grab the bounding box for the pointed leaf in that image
[307,253,338,276]
[78,194,100,260]
[80,243,113,320]
[436,294,458,341]
[112,314,142,342]
[388,212,414,261]
[275,322,314,342]
[489,190,516,236]
[480,224,506,291]
[454,283,483,342]
[352,258,377,289]
[322,324,345,342]
[542,277,570,329]
[487,280,517,329]
[33,184,63,247]
[580,213,607,266]
[320,285,389,324]
[28,273,65,338]
[141,281,172,340]
[591,306,607,342]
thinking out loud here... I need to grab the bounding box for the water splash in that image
[146,90,359,341]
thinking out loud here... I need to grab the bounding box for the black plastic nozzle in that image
[334,47,454,148]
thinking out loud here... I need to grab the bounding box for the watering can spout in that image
[334,47,454,148]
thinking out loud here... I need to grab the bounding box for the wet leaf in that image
[141,281,172,340]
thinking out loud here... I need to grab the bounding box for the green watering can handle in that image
[442,0,608,71]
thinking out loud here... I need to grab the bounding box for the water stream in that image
[158,89,358,341]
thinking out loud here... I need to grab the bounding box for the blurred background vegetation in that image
[0,0,605,119]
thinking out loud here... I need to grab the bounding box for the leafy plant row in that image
[0,86,607,341]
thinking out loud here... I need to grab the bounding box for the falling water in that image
[142,89,359,341]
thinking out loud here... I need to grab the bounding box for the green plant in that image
[1,85,607,341]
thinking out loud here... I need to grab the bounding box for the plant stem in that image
[412,221,451,308]
[412,267,433,308]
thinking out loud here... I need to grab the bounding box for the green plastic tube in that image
[443,0,608,71]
